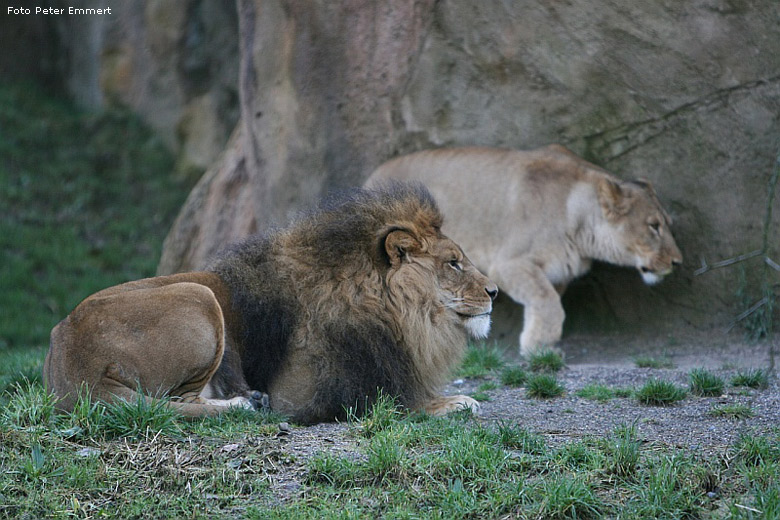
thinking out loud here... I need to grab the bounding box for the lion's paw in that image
[247,390,270,411]
[425,395,480,416]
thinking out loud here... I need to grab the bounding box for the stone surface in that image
[157,1,780,337]
[51,0,240,176]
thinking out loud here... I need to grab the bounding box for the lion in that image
[43,184,498,424]
[366,145,682,356]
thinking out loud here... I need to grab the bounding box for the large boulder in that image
[159,0,780,339]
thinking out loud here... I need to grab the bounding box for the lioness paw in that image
[425,395,480,416]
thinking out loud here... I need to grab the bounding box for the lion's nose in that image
[486,285,498,301]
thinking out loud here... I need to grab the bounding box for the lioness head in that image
[383,224,498,339]
[598,178,683,285]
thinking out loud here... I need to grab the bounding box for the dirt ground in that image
[472,330,779,454]
[250,330,778,502]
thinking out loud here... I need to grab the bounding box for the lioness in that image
[44,184,498,423]
[366,145,682,356]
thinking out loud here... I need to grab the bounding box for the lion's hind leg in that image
[96,362,259,419]
[50,280,256,419]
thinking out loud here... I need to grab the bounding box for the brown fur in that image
[366,145,682,356]
[43,184,497,423]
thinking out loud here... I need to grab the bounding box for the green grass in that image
[603,423,641,478]
[456,342,506,378]
[575,383,634,402]
[0,81,188,350]
[709,404,754,419]
[688,368,725,397]
[731,368,771,389]
[0,357,779,518]
[526,373,565,399]
[526,349,565,373]
[500,365,527,387]
[635,378,687,406]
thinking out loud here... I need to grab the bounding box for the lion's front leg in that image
[423,395,480,416]
[491,258,565,357]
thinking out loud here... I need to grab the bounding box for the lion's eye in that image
[449,259,462,271]
[649,221,661,234]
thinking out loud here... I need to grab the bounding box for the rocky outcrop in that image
[50,0,240,177]
[155,0,778,338]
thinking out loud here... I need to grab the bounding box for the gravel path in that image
[247,332,779,502]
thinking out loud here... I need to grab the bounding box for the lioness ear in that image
[383,228,421,266]
[597,178,632,219]
[631,178,656,196]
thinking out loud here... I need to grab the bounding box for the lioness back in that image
[366,145,681,356]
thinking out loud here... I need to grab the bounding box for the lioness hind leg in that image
[423,395,480,416]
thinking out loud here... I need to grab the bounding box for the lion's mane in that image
[209,184,469,424]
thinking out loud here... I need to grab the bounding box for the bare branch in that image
[694,250,763,276]
[726,297,769,332]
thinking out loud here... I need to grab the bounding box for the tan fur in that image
[366,145,682,356]
[43,186,497,422]
[43,272,257,418]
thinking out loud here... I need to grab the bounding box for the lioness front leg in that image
[424,395,480,416]
[492,258,565,357]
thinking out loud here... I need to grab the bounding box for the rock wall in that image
[148,1,779,337]
[44,0,240,176]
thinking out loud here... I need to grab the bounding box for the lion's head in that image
[598,178,682,285]
[383,221,497,340]
[303,182,497,341]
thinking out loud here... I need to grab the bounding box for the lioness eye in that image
[649,221,661,234]
[449,259,462,271]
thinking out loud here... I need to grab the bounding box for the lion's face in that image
[601,180,683,285]
[384,229,498,338]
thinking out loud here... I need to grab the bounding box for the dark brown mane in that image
[208,183,460,423]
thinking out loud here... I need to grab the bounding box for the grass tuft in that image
[457,342,506,378]
[709,404,754,420]
[353,392,402,438]
[1,379,57,429]
[605,423,641,478]
[731,368,770,389]
[101,390,182,440]
[526,373,564,399]
[635,378,687,406]
[688,368,725,396]
[497,422,546,454]
[527,349,565,373]
[732,433,780,466]
[531,474,605,519]
[500,366,527,387]
[576,383,634,402]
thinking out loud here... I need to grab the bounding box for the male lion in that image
[43,184,498,424]
[366,145,682,356]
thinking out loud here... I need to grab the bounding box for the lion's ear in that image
[383,228,421,266]
[597,178,632,219]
